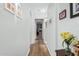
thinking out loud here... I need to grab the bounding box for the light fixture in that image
[40,8,47,13]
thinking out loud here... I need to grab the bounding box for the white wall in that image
[57,3,79,49]
[0,3,36,56]
[43,3,79,56]
[43,4,57,56]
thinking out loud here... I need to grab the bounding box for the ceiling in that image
[25,3,49,19]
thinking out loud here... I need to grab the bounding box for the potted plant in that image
[60,32,78,56]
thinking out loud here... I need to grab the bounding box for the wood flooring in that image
[28,37,50,56]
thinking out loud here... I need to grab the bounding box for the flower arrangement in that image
[60,32,78,56]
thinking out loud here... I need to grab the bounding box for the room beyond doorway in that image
[35,19,43,38]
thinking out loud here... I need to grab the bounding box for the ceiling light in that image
[41,8,47,13]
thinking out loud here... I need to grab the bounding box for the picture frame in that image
[70,3,79,18]
[16,4,22,19]
[5,3,16,14]
[59,9,66,20]
[45,22,47,28]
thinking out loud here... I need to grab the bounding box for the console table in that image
[55,49,65,56]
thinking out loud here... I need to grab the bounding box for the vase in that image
[65,44,74,56]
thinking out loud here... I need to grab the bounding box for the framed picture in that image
[5,3,16,14]
[59,9,66,20]
[45,22,47,28]
[16,4,22,19]
[5,3,22,18]
[70,3,79,18]
[11,3,16,13]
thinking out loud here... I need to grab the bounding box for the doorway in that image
[35,19,43,38]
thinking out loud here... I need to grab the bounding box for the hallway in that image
[0,3,79,56]
[28,32,50,56]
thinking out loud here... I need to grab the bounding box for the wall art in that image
[70,3,79,18]
[59,9,66,20]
